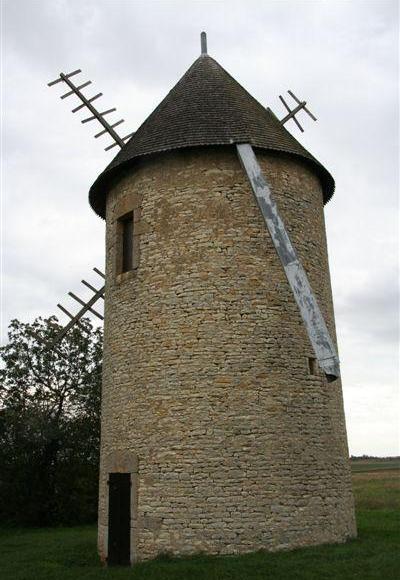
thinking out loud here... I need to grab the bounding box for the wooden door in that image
[107,473,131,565]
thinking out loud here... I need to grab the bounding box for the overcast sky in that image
[1,0,399,456]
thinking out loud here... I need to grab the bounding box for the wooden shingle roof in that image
[89,54,334,217]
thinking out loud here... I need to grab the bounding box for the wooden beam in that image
[82,279,105,298]
[68,292,104,320]
[58,72,125,148]
[48,284,105,348]
[93,267,105,279]
[279,95,304,132]
[236,143,340,381]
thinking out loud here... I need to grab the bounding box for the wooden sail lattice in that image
[278,90,317,133]
[48,268,105,348]
[48,69,134,151]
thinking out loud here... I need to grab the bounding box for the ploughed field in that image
[1,460,399,580]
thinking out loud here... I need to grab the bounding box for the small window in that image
[308,357,318,375]
[119,212,134,273]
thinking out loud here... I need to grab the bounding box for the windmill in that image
[46,33,355,565]
[47,33,338,380]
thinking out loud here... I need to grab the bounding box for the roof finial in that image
[201,31,207,55]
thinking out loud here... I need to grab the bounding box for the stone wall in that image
[98,146,356,563]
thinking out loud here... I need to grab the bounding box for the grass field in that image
[351,459,400,473]
[1,461,398,580]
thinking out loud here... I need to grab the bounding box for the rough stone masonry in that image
[97,146,357,562]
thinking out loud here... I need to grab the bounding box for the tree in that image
[0,316,102,526]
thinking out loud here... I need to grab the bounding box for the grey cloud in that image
[336,273,399,344]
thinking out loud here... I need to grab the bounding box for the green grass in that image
[351,459,400,473]
[1,466,399,580]
[352,470,400,511]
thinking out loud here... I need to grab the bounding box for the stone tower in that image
[90,41,356,564]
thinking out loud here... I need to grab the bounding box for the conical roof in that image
[89,54,334,218]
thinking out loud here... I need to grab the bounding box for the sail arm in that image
[236,143,340,381]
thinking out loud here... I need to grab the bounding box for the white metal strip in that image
[236,143,340,381]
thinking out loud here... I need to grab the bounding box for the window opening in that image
[120,212,134,273]
[308,357,318,375]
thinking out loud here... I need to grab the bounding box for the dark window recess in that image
[108,472,131,566]
[308,357,318,375]
[121,213,134,273]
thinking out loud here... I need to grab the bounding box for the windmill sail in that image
[47,268,105,348]
[48,69,134,151]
